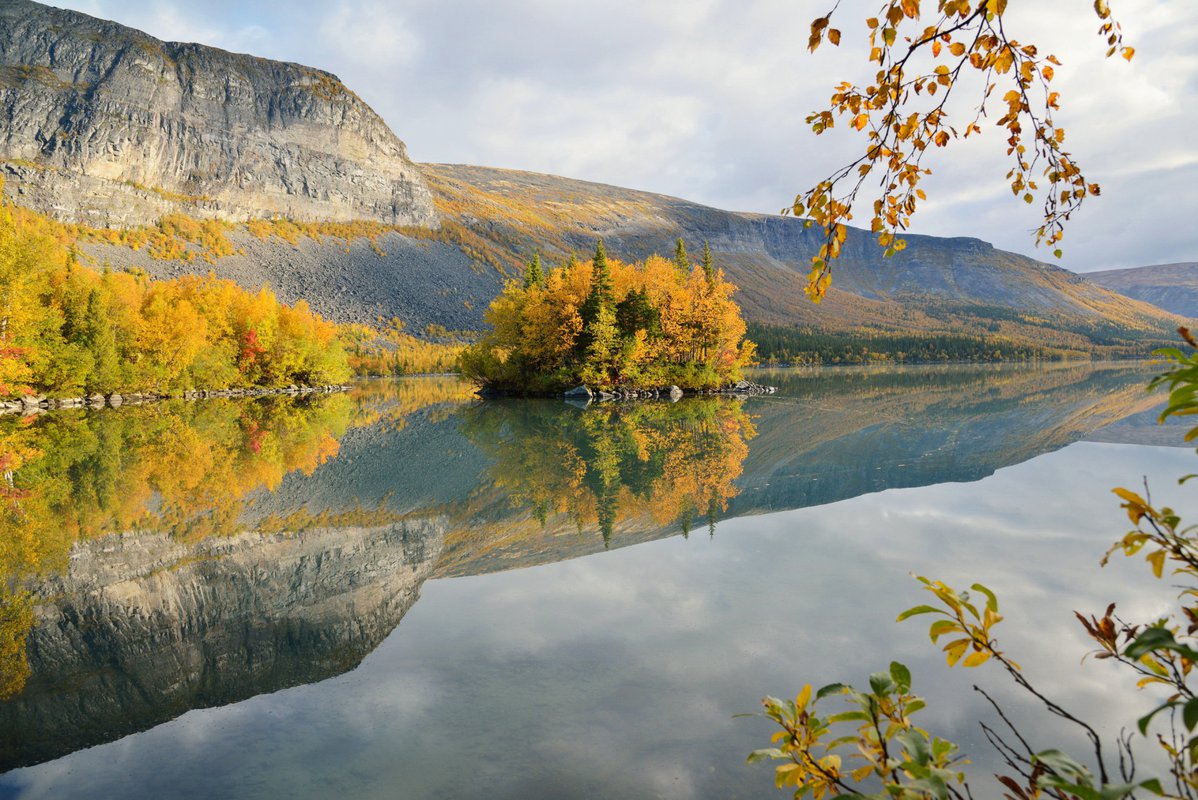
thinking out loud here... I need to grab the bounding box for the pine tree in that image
[702,241,716,287]
[83,288,121,394]
[674,238,690,276]
[523,252,545,289]
[592,239,613,303]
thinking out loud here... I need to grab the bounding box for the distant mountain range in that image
[1087,263,1198,319]
[0,0,1185,353]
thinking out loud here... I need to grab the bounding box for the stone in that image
[668,385,683,401]
[563,385,593,399]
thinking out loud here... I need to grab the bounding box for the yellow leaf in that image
[828,28,841,46]
[796,683,812,711]
[1147,549,1166,579]
[1122,47,1135,61]
[961,650,990,668]
[944,638,970,666]
[1113,487,1147,506]
[853,113,869,131]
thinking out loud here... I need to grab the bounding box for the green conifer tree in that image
[83,288,121,394]
[592,239,613,303]
[674,238,690,276]
[523,252,545,289]
[702,241,716,287]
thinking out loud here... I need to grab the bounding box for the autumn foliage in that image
[796,0,1134,299]
[460,241,756,392]
[0,189,353,399]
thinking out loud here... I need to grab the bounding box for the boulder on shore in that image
[563,385,593,399]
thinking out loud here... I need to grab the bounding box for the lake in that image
[0,362,1191,799]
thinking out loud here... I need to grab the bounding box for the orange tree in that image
[792,0,1134,301]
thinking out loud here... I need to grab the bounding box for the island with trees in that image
[459,239,761,396]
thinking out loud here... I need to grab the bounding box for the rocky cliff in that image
[0,0,435,227]
[0,517,444,771]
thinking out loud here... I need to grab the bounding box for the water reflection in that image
[460,398,755,546]
[0,362,1175,782]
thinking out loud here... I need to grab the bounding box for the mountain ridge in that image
[1087,262,1198,318]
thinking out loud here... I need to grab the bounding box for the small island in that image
[460,239,762,397]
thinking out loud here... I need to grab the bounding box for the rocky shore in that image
[0,384,352,416]
[478,379,777,403]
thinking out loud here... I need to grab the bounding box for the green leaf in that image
[1033,749,1092,782]
[827,710,871,724]
[1139,778,1164,796]
[1125,626,1198,661]
[746,748,783,764]
[890,661,912,693]
[897,729,932,766]
[869,671,895,695]
[816,682,847,701]
[896,604,943,622]
[970,583,998,612]
[1184,697,1198,731]
[1137,701,1177,736]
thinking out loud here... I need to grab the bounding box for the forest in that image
[0,188,464,399]
[746,323,1080,365]
[460,241,757,392]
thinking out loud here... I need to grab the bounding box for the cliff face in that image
[0,517,445,771]
[0,0,435,227]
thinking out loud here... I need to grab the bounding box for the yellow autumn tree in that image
[460,242,756,392]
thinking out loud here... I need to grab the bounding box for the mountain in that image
[0,0,434,227]
[0,1,1183,353]
[423,164,1183,354]
[1087,263,1198,319]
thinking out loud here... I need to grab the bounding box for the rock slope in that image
[0,0,435,226]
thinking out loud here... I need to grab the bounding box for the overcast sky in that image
[50,0,1198,272]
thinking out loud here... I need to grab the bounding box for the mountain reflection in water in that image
[0,362,1171,772]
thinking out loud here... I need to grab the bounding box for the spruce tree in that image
[592,239,613,303]
[523,252,544,289]
[83,288,120,394]
[576,240,617,380]
[702,241,716,287]
[673,238,690,276]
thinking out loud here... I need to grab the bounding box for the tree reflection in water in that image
[460,398,756,548]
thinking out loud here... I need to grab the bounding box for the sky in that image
[48,0,1198,272]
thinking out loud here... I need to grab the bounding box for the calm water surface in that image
[0,362,1191,799]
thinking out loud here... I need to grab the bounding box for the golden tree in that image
[795,0,1134,300]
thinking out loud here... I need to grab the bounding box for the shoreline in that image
[477,380,777,403]
[0,384,352,417]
